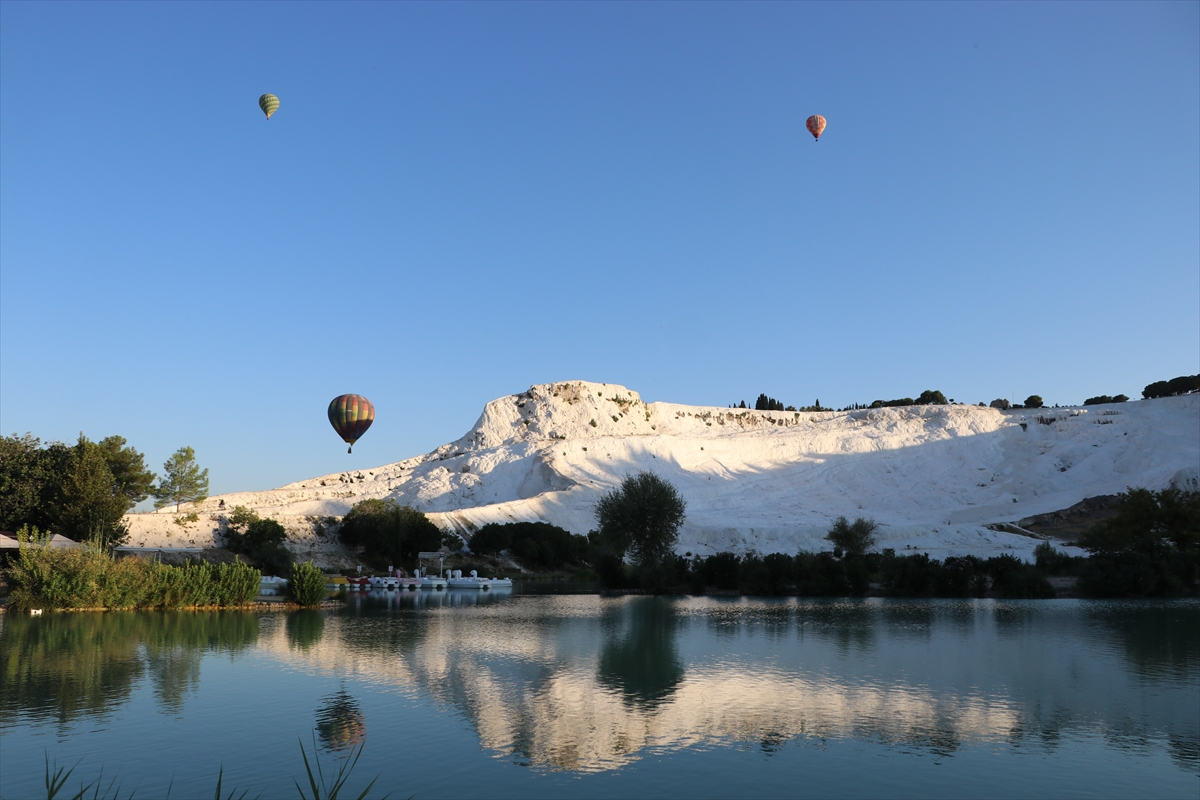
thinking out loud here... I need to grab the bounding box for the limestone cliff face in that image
[122,383,1200,562]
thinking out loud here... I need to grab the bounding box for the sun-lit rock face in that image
[123,383,1200,561]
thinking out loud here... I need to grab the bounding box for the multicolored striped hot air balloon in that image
[806,114,826,142]
[328,395,374,453]
[259,93,280,120]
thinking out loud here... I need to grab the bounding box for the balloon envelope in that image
[259,93,280,119]
[328,395,374,452]
[806,114,826,141]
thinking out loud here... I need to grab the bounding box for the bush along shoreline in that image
[592,488,1199,600]
[2,527,337,611]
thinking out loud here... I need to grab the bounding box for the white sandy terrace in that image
[124,381,1200,563]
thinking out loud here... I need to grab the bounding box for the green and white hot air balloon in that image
[258,93,280,120]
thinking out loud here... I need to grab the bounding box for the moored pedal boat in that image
[414,568,447,590]
[447,570,514,590]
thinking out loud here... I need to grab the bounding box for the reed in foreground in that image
[37,738,388,800]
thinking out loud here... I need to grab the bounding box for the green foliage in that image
[1084,394,1129,405]
[1077,487,1200,597]
[222,506,293,576]
[152,446,209,513]
[594,471,687,572]
[468,521,588,569]
[825,516,878,557]
[984,554,1055,598]
[4,540,260,610]
[1024,395,1044,409]
[0,433,154,548]
[1142,374,1200,399]
[294,735,382,800]
[338,499,442,567]
[755,394,787,411]
[1033,541,1079,575]
[870,397,914,408]
[916,390,948,405]
[289,561,329,606]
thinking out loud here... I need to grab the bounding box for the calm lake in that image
[2,592,1197,799]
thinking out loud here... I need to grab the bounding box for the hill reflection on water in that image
[1,595,1197,777]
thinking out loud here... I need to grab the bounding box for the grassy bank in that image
[4,533,260,611]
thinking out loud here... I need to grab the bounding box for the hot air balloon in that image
[259,93,280,120]
[328,395,374,453]
[806,114,826,142]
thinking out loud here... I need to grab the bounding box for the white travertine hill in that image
[124,381,1200,562]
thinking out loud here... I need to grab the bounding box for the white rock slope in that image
[125,381,1200,561]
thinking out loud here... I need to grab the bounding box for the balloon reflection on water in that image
[314,687,366,754]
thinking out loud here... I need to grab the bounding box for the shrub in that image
[825,516,878,557]
[338,499,442,568]
[1033,541,1077,575]
[871,397,914,408]
[1084,394,1128,405]
[989,399,1011,410]
[880,552,939,597]
[916,390,948,405]
[4,532,260,609]
[794,552,850,596]
[1077,487,1199,596]
[469,521,588,569]
[694,552,740,591]
[289,560,328,606]
[1024,395,1044,409]
[223,507,293,576]
[1143,375,1200,399]
[985,554,1054,598]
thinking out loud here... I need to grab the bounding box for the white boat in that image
[259,576,289,594]
[414,568,447,590]
[446,569,514,590]
[368,576,399,590]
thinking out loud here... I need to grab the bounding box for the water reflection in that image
[598,597,684,709]
[287,610,326,652]
[314,687,366,753]
[0,611,258,727]
[2,598,1196,782]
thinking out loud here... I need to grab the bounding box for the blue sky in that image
[2,1,1197,497]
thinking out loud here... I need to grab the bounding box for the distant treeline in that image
[456,487,1198,599]
[730,372,1198,414]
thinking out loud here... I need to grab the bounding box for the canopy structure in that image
[0,532,82,550]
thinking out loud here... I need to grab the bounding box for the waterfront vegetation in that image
[591,486,1199,599]
[4,527,260,611]
[41,738,381,800]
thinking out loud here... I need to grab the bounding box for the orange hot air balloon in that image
[806,115,827,142]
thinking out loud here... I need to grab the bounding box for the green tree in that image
[338,498,442,567]
[1078,487,1200,596]
[915,390,948,405]
[594,471,687,570]
[0,434,55,531]
[55,436,127,546]
[1,433,155,547]
[95,436,156,509]
[153,447,209,513]
[220,505,292,572]
[825,516,879,557]
[1024,395,1044,409]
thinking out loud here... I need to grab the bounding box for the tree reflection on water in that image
[0,611,258,727]
[597,597,684,710]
